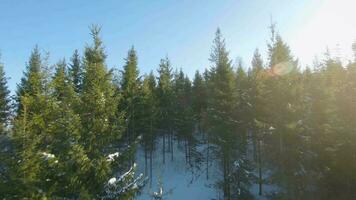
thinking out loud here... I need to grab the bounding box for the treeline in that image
[0,24,356,200]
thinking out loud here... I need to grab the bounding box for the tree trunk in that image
[206,136,209,180]
[163,133,165,164]
[150,148,153,188]
[145,143,148,175]
[171,129,174,161]
[185,138,188,164]
[258,140,263,196]
[252,130,257,161]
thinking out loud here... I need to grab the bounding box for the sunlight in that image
[292,0,356,65]
[271,61,294,76]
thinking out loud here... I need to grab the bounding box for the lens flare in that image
[271,61,294,76]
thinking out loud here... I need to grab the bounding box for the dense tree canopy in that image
[1,24,356,200]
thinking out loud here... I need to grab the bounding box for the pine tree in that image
[42,59,91,198]
[157,57,174,164]
[157,57,174,131]
[140,71,157,179]
[208,28,237,200]
[0,55,11,134]
[0,55,13,198]
[69,49,83,93]
[120,46,141,143]
[173,69,194,163]
[16,46,44,113]
[11,47,55,198]
[262,24,306,198]
[80,25,122,196]
[192,70,207,130]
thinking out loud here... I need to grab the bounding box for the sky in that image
[0,0,355,93]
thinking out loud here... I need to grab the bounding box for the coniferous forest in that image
[1,24,356,200]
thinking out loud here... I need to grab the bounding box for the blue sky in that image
[1,0,355,93]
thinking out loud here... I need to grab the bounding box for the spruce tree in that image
[69,49,82,93]
[192,70,207,130]
[157,57,174,164]
[208,28,237,200]
[120,46,140,143]
[0,55,13,198]
[41,59,90,198]
[262,24,306,198]
[0,55,11,134]
[80,25,122,196]
[12,47,55,198]
[16,46,44,113]
[140,71,157,178]
[157,57,174,131]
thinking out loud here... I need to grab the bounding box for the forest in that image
[1,24,356,200]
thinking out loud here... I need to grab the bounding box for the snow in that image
[234,159,244,168]
[269,126,276,131]
[41,152,55,160]
[134,134,220,200]
[152,187,163,199]
[117,163,136,182]
[137,135,142,140]
[108,177,117,185]
[297,119,303,125]
[111,130,283,199]
[106,152,120,162]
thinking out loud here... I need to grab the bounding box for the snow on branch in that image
[102,163,148,199]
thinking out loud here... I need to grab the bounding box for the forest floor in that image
[134,132,280,200]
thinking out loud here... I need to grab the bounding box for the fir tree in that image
[157,57,174,164]
[80,25,122,196]
[69,49,83,93]
[0,55,11,134]
[16,46,44,112]
[140,71,157,178]
[11,48,55,198]
[157,57,174,131]
[192,70,207,130]
[208,28,237,200]
[120,46,141,143]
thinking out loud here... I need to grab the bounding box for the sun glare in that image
[292,0,356,65]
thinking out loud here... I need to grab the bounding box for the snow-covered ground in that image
[134,137,221,200]
[133,132,281,199]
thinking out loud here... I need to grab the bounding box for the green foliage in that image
[69,49,83,93]
[157,57,174,131]
[0,55,11,134]
[16,46,44,113]
[192,70,207,126]
[120,46,141,141]
[2,24,356,200]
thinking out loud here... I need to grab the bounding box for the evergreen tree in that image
[192,70,207,130]
[262,24,306,198]
[16,46,44,112]
[157,57,174,164]
[80,25,122,196]
[120,46,141,143]
[208,28,237,199]
[173,69,194,164]
[0,55,13,198]
[140,71,157,179]
[43,59,91,198]
[69,49,83,93]
[0,55,11,134]
[157,57,174,131]
[11,47,54,198]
